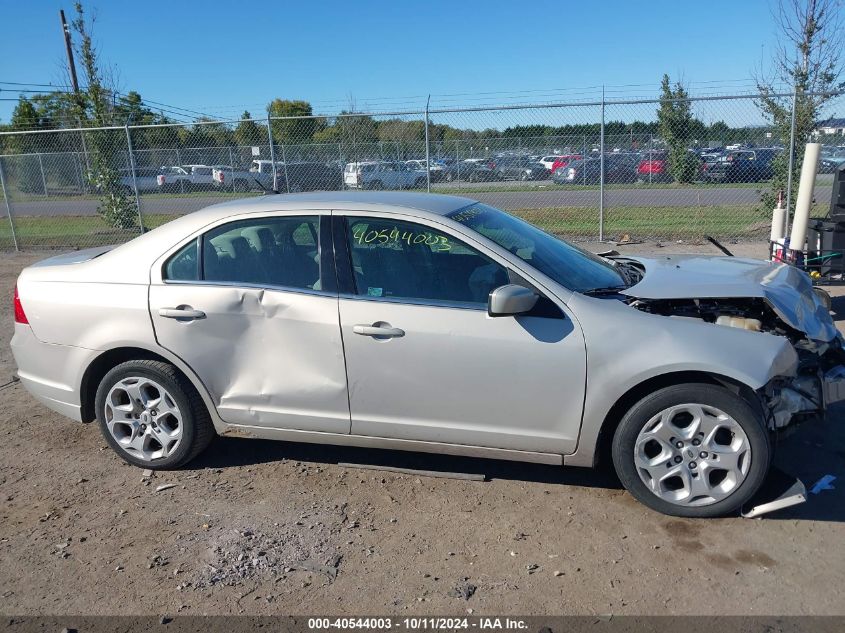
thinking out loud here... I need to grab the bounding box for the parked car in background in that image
[553,154,640,185]
[820,148,845,173]
[406,159,445,182]
[550,154,583,175]
[441,160,499,183]
[277,162,343,192]
[212,160,284,192]
[637,151,672,183]
[344,161,427,190]
[493,156,550,181]
[700,148,780,183]
[157,165,217,193]
[118,168,162,193]
[538,155,563,171]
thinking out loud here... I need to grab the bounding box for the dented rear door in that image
[148,213,351,434]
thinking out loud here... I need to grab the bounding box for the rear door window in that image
[165,216,322,291]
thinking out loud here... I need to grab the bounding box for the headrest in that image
[241,226,276,252]
[215,235,253,259]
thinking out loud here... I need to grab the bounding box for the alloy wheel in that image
[633,403,751,507]
[104,376,183,461]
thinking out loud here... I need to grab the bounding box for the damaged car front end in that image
[613,255,845,435]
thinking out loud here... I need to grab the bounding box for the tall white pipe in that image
[789,143,821,251]
[770,203,786,242]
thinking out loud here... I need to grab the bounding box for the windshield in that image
[447,203,625,293]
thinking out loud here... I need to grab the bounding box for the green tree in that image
[268,99,316,146]
[71,2,136,230]
[656,75,698,183]
[757,0,844,213]
[234,111,264,146]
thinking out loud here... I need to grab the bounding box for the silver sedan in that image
[10,192,845,517]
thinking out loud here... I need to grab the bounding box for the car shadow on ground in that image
[182,417,844,522]
[186,434,623,492]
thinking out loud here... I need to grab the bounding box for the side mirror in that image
[488,284,539,317]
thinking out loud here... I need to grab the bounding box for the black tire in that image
[234,179,249,193]
[445,172,454,182]
[369,180,384,190]
[95,360,215,470]
[520,172,529,181]
[611,383,770,518]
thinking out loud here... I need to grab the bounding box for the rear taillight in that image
[157,175,165,186]
[13,284,28,324]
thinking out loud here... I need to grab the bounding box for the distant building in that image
[816,118,845,136]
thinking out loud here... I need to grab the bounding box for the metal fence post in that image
[266,114,278,193]
[37,153,48,198]
[279,142,291,193]
[424,95,431,193]
[338,143,346,190]
[785,88,798,231]
[599,86,605,242]
[78,117,91,192]
[455,139,460,188]
[228,147,235,193]
[124,124,145,233]
[175,147,185,194]
[0,157,20,251]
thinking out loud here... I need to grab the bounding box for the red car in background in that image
[636,151,672,182]
[550,154,583,174]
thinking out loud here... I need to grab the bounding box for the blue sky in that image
[0,0,786,123]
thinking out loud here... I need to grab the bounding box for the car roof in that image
[199,191,475,217]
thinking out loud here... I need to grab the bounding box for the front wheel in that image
[612,383,770,517]
[95,360,215,469]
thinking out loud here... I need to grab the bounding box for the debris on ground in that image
[809,475,836,495]
[155,484,177,492]
[448,580,477,601]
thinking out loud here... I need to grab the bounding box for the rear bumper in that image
[9,323,98,422]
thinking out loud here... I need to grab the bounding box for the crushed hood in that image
[618,255,838,342]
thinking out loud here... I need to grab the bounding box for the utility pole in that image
[60,10,79,93]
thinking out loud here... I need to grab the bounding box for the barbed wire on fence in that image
[0,90,843,251]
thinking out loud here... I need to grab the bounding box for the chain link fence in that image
[0,91,843,251]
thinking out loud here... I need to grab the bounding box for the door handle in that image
[353,324,405,338]
[159,307,206,320]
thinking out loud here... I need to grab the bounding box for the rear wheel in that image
[234,179,249,193]
[612,383,770,517]
[95,360,214,469]
[369,180,384,190]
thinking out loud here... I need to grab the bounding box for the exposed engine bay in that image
[611,256,845,432]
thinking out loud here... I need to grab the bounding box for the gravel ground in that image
[0,244,843,616]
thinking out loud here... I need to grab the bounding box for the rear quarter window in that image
[164,239,199,281]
